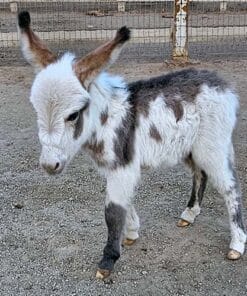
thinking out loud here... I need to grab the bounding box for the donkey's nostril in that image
[54,162,60,171]
[41,162,61,174]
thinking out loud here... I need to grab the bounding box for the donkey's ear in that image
[18,11,57,72]
[73,26,130,89]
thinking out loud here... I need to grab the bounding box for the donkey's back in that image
[130,68,238,168]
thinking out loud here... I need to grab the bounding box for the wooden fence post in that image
[172,0,189,60]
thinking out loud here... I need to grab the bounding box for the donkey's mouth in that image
[43,167,64,175]
[41,161,65,175]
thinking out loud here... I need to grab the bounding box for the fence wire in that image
[188,1,247,59]
[0,1,246,65]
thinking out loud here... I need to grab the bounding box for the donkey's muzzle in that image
[41,160,65,175]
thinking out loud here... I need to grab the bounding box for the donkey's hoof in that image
[96,269,111,280]
[123,238,137,246]
[227,249,241,260]
[177,219,190,227]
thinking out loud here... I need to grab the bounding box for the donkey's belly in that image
[136,110,200,168]
[138,136,193,168]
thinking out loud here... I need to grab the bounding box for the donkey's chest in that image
[83,139,107,167]
[83,134,118,169]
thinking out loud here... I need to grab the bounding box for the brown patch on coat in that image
[83,133,106,166]
[149,124,162,142]
[165,97,184,122]
[127,84,154,118]
[100,109,108,125]
[135,100,150,118]
[113,107,136,167]
[184,153,196,171]
[128,88,184,121]
[73,27,130,88]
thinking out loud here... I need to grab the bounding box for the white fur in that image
[30,54,90,168]
[181,203,201,224]
[136,95,199,168]
[125,206,140,240]
[28,54,246,255]
[89,73,130,167]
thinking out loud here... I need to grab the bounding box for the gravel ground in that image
[0,60,247,296]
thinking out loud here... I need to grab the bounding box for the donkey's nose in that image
[41,161,62,175]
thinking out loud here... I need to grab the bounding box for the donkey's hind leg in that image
[193,146,246,259]
[178,154,208,227]
[216,160,246,259]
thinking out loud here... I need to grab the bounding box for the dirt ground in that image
[0,60,247,296]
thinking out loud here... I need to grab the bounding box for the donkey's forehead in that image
[30,54,89,111]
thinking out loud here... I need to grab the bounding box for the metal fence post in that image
[172,0,189,60]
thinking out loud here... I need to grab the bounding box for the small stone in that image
[141,247,147,252]
[24,283,33,290]
[13,203,24,209]
[86,10,105,17]
[104,278,114,285]
[6,142,13,146]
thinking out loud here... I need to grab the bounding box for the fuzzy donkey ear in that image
[73,26,130,89]
[18,11,57,72]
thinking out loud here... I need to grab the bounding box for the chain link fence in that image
[0,1,246,65]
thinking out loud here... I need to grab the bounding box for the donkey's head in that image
[18,11,130,175]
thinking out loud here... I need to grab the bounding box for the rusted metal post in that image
[172,0,189,60]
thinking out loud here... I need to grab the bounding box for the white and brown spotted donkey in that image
[18,11,246,279]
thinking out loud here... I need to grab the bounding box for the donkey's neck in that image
[80,72,131,167]
[90,72,129,108]
[85,72,130,138]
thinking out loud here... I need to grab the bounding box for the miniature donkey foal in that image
[18,11,246,279]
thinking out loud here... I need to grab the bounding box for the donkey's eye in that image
[67,111,79,122]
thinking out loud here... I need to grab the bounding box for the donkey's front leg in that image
[96,202,126,279]
[123,205,140,246]
[96,166,140,279]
